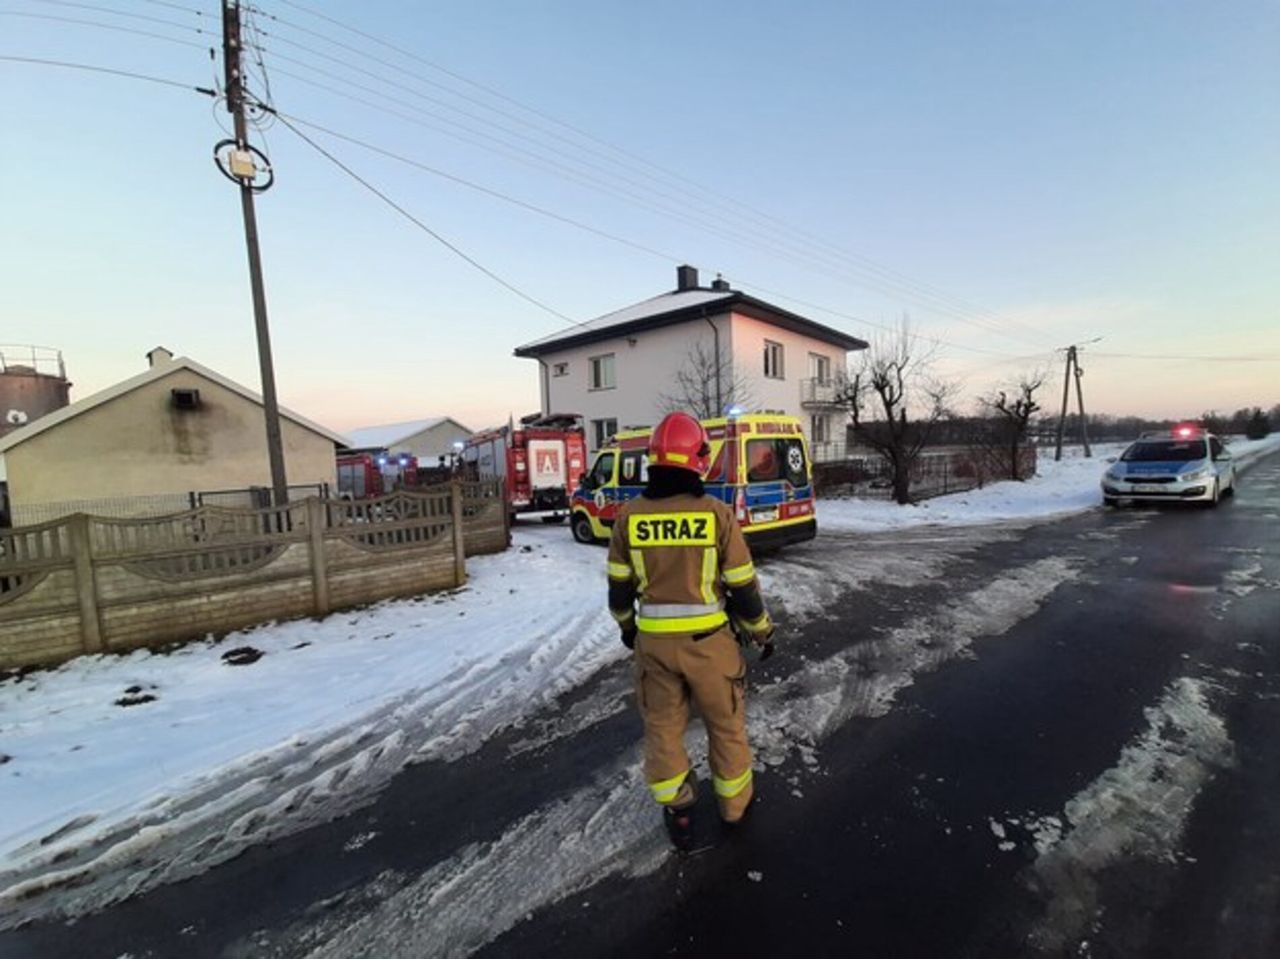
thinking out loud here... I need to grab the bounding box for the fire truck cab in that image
[336,449,421,499]
[570,413,817,550]
[461,413,587,522]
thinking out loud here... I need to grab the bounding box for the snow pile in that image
[818,433,1280,533]
[0,532,626,925]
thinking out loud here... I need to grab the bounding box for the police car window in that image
[590,452,615,486]
[746,439,808,485]
[1121,440,1207,462]
[1210,437,1224,458]
[620,452,648,485]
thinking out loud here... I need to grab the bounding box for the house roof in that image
[344,417,472,450]
[0,355,348,454]
[513,286,868,357]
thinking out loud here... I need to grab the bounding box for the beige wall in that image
[536,311,852,450]
[391,421,474,463]
[5,367,338,509]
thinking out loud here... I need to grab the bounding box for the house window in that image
[808,353,831,384]
[764,340,785,379]
[552,362,569,377]
[810,414,829,444]
[591,417,618,450]
[589,353,616,390]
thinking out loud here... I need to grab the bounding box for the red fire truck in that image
[460,413,586,522]
[336,449,421,499]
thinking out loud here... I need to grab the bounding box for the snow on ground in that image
[819,433,1280,533]
[1024,677,1235,951]
[1,433,1277,926]
[0,532,628,923]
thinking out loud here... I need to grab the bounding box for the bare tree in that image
[838,321,956,505]
[659,340,756,420]
[974,371,1045,481]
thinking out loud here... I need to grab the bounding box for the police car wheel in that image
[571,513,595,544]
[1103,496,1120,508]
[1207,480,1220,508]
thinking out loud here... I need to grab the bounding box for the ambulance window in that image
[746,440,780,482]
[589,452,616,487]
[746,438,809,486]
[620,452,648,485]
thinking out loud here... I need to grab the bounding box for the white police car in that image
[1101,426,1236,507]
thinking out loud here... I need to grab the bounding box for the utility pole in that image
[1054,346,1074,462]
[1054,341,1098,461]
[220,0,288,507]
[1073,353,1092,458]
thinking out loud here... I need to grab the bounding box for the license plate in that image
[1133,484,1162,493]
[751,507,779,523]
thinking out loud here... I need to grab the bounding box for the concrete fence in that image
[0,481,508,670]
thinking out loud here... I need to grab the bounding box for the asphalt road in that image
[4,451,1278,958]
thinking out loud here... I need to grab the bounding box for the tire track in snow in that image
[1019,676,1235,952]
[284,557,1080,958]
[0,602,625,929]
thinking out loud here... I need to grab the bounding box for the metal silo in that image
[0,345,72,438]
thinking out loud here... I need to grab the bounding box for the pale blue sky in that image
[2,0,1277,431]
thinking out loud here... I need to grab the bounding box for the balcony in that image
[800,377,845,409]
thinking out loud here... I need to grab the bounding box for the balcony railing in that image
[800,377,844,407]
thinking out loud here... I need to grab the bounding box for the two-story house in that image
[514,266,867,456]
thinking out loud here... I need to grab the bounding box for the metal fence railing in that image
[813,447,1038,502]
[8,484,332,527]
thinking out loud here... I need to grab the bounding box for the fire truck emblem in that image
[594,490,607,510]
[536,450,560,477]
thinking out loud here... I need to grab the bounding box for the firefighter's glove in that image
[757,641,775,663]
[620,626,637,651]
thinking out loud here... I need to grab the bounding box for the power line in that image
[274,113,576,325]
[259,103,1034,359]
[1089,350,1280,363]
[249,0,1055,349]
[273,111,681,264]
[252,42,1055,349]
[27,0,212,31]
[0,8,210,49]
[0,52,215,94]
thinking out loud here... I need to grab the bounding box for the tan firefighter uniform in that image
[607,492,773,822]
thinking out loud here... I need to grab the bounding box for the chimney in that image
[146,346,174,368]
[675,264,699,292]
[710,274,730,292]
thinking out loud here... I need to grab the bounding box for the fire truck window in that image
[589,452,616,488]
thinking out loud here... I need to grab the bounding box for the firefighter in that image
[607,411,775,850]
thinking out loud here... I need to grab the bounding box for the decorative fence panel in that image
[0,481,508,670]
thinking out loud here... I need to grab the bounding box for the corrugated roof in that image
[345,417,466,450]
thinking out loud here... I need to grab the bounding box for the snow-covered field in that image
[1,433,1277,926]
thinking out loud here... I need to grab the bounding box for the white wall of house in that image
[540,318,726,450]
[536,311,851,452]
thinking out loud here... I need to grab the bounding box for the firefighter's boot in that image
[663,801,697,852]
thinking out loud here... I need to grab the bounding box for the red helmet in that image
[649,412,711,475]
